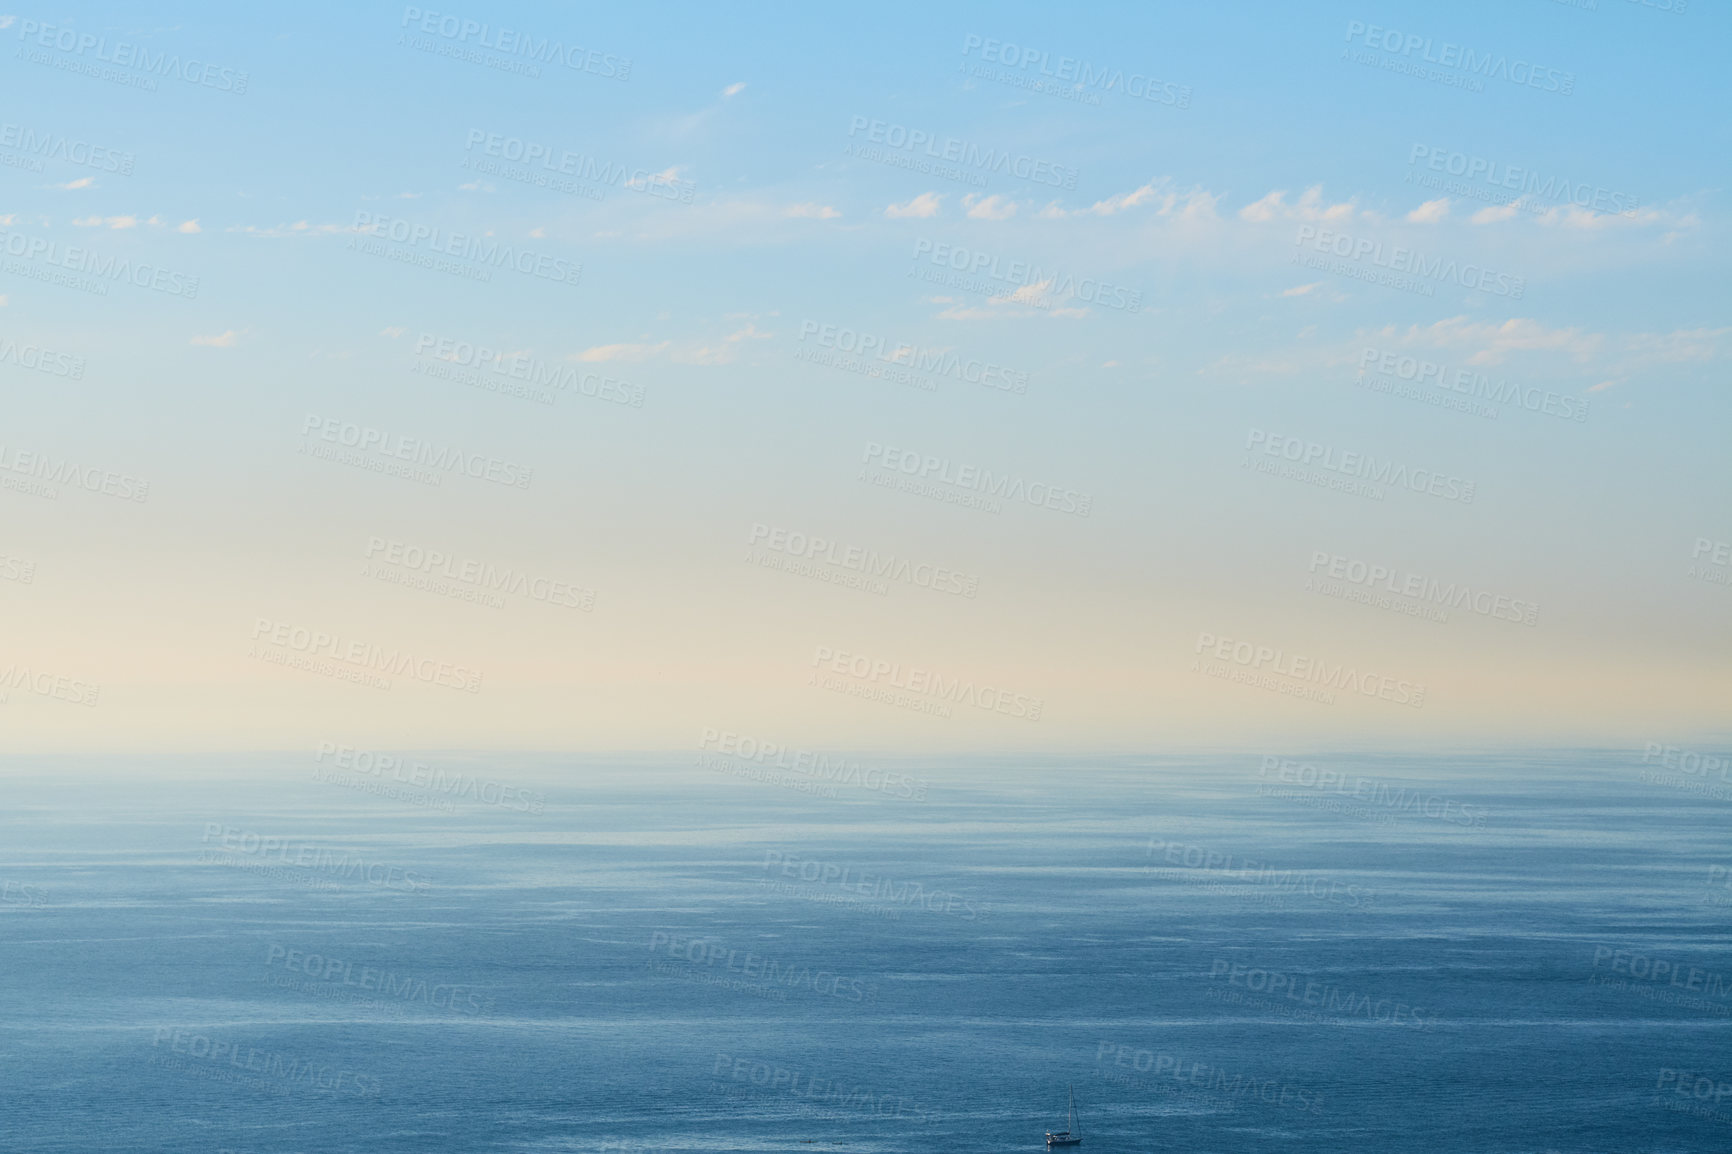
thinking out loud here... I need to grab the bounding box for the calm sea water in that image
[2,750,1729,1152]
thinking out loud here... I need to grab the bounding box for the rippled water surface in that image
[2,750,1728,1152]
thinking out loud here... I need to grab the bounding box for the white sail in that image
[1046,1084,1082,1146]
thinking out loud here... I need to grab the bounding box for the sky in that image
[0,0,1726,755]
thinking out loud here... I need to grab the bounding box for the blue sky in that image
[0,0,1726,752]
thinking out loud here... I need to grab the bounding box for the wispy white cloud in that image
[1471,200,1524,224]
[228,221,349,238]
[574,321,772,367]
[1470,197,1697,234]
[1239,185,1359,224]
[933,282,1084,321]
[721,82,746,97]
[177,219,201,233]
[1281,282,1325,298]
[1361,318,1729,393]
[1042,180,1220,223]
[54,177,95,191]
[575,195,862,244]
[1617,326,1731,365]
[1003,281,1052,307]
[1203,317,1613,382]
[1081,182,1171,216]
[1407,198,1450,223]
[885,192,942,220]
[573,341,673,363]
[72,214,138,229]
[1091,182,1170,216]
[625,165,684,192]
[675,321,774,364]
[1534,202,1693,232]
[190,330,240,348]
[1573,327,1732,394]
[1370,316,1604,365]
[963,193,1017,221]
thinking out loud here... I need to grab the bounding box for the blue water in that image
[2,750,1729,1152]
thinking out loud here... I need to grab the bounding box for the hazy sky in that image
[0,1,1726,754]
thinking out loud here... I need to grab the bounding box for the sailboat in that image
[1045,1084,1082,1147]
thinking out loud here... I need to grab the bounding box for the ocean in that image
[2,749,1728,1152]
